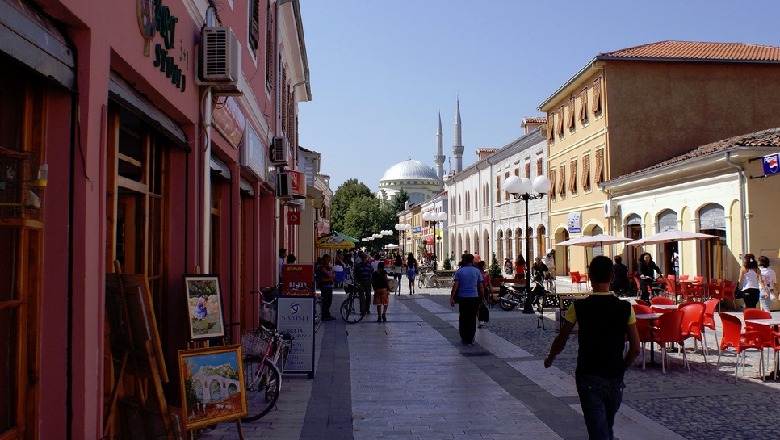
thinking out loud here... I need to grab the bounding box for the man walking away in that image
[354,252,374,314]
[315,254,336,321]
[544,255,640,440]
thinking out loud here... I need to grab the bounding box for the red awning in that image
[425,236,434,245]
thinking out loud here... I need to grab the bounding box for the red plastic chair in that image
[706,278,723,302]
[717,313,766,381]
[680,302,707,362]
[634,299,650,307]
[721,280,737,310]
[570,271,588,291]
[654,310,687,374]
[680,275,690,281]
[632,304,654,369]
[744,309,774,375]
[663,277,679,300]
[680,281,704,303]
[703,298,720,349]
[633,272,643,294]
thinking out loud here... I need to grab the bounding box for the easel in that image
[104,261,174,439]
[183,266,245,440]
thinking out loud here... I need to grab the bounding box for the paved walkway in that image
[198,278,780,439]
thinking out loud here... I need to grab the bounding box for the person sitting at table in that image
[544,255,640,439]
[638,253,663,303]
[611,255,630,296]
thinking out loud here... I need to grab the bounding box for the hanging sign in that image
[287,211,301,225]
[281,264,314,296]
[762,153,780,176]
[567,211,582,234]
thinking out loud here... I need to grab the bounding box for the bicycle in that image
[240,325,289,421]
[417,267,438,288]
[340,275,366,324]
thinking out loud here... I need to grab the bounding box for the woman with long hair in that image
[393,254,404,295]
[406,253,418,295]
[739,253,760,309]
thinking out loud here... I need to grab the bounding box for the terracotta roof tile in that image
[522,117,547,124]
[613,127,780,180]
[600,40,780,62]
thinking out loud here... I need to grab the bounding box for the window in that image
[536,158,543,177]
[567,96,575,129]
[546,113,554,142]
[525,163,530,179]
[265,1,274,88]
[558,164,566,198]
[556,107,564,138]
[581,154,591,192]
[495,176,501,203]
[504,171,510,201]
[248,0,260,51]
[594,149,604,185]
[569,159,578,195]
[592,77,602,114]
[549,168,557,201]
[579,88,588,122]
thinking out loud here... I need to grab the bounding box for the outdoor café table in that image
[650,304,679,313]
[636,312,663,367]
[745,317,780,380]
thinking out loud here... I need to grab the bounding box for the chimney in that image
[476,148,498,161]
[521,117,547,135]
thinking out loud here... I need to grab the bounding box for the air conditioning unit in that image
[270,136,289,164]
[604,200,618,217]
[201,27,239,84]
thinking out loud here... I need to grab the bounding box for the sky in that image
[297,1,780,193]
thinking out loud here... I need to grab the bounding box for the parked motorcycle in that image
[498,280,549,311]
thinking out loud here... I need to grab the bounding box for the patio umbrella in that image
[556,234,632,247]
[315,233,356,249]
[627,229,717,246]
[383,244,399,250]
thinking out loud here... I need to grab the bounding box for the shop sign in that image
[287,211,300,226]
[286,170,306,198]
[281,264,314,296]
[763,153,780,176]
[212,97,245,147]
[138,0,187,92]
[276,297,315,377]
[567,211,581,234]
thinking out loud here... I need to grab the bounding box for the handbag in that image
[478,302,490,322]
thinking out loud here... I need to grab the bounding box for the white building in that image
[377,159,443,205]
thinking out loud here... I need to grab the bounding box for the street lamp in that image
[503,175,551,314]
[395,223,411,255]
[422,212,447,269]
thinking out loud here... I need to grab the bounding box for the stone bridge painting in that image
[179,346,247,430]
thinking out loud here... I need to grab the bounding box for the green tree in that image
[390,188,410,213]
[488,252,502,278]
[330,179,373,233]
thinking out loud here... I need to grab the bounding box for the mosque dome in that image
[377,159,442,206]
[380,160,439,182]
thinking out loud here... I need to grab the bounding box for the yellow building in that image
[539,40,780,276]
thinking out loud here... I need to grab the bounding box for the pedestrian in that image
[354,252,374,314]
[315,254,336,321]
[406,253,418,294]
[285,253,296,264]
[476,260,491,329]
[758,256,776,312]
[372,261,390,321]
[544,255,640,440]
[739,253,760,309]
[514,254,526,279]
[449,253,484,345]
[610,255,629,296]
[638,253,662,302]
[504,258,513,276]
[393,254,404,295]
[278,248,287,280]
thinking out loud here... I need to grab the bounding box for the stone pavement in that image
[197,278,780,439]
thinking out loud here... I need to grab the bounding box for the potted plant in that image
[442,258,452,270]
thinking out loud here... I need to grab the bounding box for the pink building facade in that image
[0,0,309,438]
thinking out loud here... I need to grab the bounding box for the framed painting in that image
[184,275,225,340]
[178,345,247,431]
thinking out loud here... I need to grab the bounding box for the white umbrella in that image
[627,229,717,246]
[383,244,399,250]
[557,233,632,247]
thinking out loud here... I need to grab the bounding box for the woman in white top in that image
[739,254,760,309]
[758,256,775,312]
[393,255,404,295]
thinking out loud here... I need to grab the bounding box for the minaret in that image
[434,109,445,179]
[452,94,464,173]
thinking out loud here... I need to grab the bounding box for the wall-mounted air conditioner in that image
[270,136,289,164]
[201,27,239,84]
[604,200,618,218]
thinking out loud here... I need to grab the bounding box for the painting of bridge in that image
[178,345,247,430]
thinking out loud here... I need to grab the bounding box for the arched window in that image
[657,209,677,232]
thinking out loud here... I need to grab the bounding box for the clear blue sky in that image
[297,1,780,192]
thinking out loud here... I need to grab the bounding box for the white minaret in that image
[434,109,445,179]
[452,94,464,173]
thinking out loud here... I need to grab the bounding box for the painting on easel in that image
[178,345,247,430]
[184,275,225,340]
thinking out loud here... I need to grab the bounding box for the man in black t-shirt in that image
[544,256,640,439]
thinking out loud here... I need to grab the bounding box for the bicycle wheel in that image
[314,299,322,333]
[340,295,364,323]
[242,357,281,421]
[276,332,293,374]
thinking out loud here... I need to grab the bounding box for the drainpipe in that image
[725,152,747,256]
[202,88,212,273]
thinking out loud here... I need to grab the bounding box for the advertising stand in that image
[279,264,316,378]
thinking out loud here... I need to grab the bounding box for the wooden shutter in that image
[581,154,590,191]
[592,78,602,113]
[569,159,577,194]
[549,168,556,200]
[595,149,604,184]
[579,88,588,121]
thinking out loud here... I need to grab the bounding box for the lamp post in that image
[503,175,551,314]
[394,223,410,255]
[423,212,447,269]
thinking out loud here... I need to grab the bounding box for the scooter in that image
[498,279,548,311]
